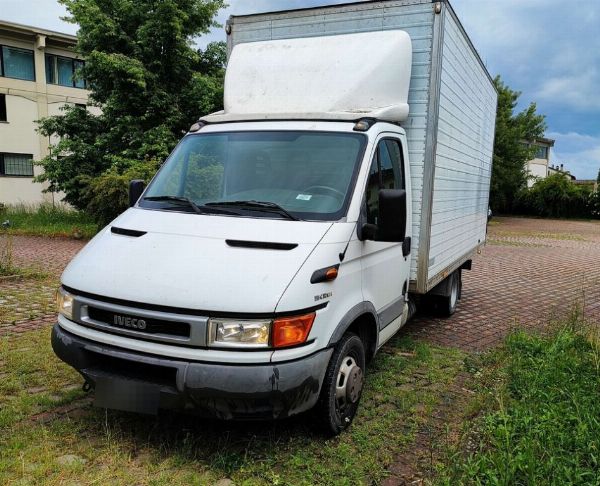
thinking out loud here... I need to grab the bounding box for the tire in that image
[437,270,460,317]
[315,333,366,436]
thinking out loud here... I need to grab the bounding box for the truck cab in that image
[54,118,413,434]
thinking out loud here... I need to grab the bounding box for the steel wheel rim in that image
[335,355,363,414]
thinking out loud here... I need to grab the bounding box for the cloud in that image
[0,0,74,34]
[538,69,600,111]
[547,131,600,180]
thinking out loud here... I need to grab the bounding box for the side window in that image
[365,151,380,225]
[365,139,404,225]
[384,140,404,189]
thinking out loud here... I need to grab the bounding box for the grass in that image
[0,329,85,428]
[4,318,599,484]
[0,328,466,485]
[0,203,97,239]
[491,230,585,241]
[437,315,600,485]
[486,238,547,248]
[0,233,18,277]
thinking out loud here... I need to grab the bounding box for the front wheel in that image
[315,333,366,435]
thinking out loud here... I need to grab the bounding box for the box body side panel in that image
[426,8,497,287]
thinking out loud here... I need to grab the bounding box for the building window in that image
[45,54,86,88]
[0,153,34,177]
[0,45,35,81]
[0,94,6,122]
[535,145,548,159]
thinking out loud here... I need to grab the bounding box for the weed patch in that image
[487,238,547,248]
[438,320,600,485]
[0,204,97,239]
[492,230,585,241]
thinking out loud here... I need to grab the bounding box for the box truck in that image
[52,0,497,434]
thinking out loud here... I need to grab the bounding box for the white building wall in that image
[527,159,548,187]
[0,25,93,206]
[0,94,43,204]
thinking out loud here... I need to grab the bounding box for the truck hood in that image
[62,208,333,313]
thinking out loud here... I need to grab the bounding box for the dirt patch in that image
[381,371,473,485]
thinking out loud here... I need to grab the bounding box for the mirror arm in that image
[360,223,378,241]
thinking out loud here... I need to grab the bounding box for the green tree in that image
[490,76,546,213]
[36,0,225,221]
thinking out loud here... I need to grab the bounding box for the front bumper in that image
[52,323,332,419]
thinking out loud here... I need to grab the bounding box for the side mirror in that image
[361,189,407,242]
[129,180,145,207]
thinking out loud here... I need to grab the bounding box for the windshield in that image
[140,131,367,221]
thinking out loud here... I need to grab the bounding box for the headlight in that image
[207,312,316,349]
[208,319,271,348]
[56,288,74,320]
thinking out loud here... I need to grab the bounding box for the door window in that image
[365,139,404,225]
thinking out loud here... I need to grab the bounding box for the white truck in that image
[52,0,497,434]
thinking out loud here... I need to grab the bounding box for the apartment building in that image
[0,20,95,206]
[524,137,555,188]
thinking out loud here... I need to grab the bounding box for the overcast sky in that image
[2,0,598,179]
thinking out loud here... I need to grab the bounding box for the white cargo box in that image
[224,0,497,294]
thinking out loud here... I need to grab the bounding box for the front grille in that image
[87,307,190,338]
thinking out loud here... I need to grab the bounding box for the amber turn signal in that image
[272,313,316,348]
[310,264,340,284]
[325,267,338,280]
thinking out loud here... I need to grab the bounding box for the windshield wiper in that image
[205,200,299,221]
[143,196,239,216]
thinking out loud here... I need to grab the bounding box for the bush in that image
[515,173,596,219]
[589,190,600,218]
[83,159,161,227]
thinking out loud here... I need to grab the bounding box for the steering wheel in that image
[304,185,345,199]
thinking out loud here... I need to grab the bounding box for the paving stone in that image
[405,217,600,351]
[11,235,85,277]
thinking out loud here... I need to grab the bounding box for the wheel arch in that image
[327,302,379,362]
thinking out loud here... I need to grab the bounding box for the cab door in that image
[360,135,411,345]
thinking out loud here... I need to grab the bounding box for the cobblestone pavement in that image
[1,236,85,334]
[11,235,86,276]
[2,218,600,350]
[405,217,600,351]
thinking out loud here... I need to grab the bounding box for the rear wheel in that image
[437,270,461,317]
[316,333,366,435]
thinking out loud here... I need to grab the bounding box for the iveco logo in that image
[113,315,147,330]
